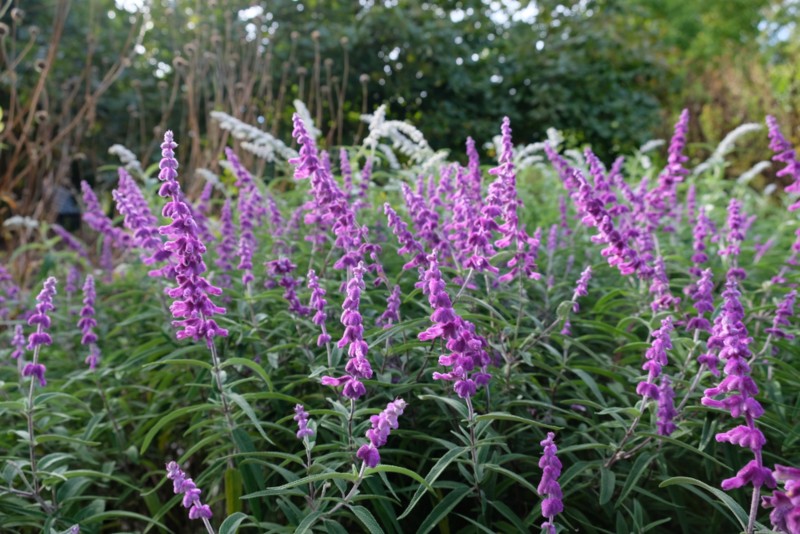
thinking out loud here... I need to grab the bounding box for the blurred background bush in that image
[0,0,798,228]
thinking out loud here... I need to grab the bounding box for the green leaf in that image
[364,464,433,492]
[599,467,616,505]
[296,511,323,534]
[659,476,749,531]
[221,357,274,391]
[228,392,274,443]
[140,403,216,454]
[242,471,357,499]
[417,485,472,534]
[398,447,468,520]
[219,511,249,534]
[616,453,654,506]
[475,411,562,430]
[349,505,385,534]
[225,468,243,515]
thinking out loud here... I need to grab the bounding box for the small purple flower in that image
[762,464,800,534]
[81,180,131,249]
[571,266,592,313]
[11,324,25,359]
[321,262,372,399]
[537,432,563,534]
[765,290,796,340]
[157,131,228,347]
[165,461,213,521]
[356,398,407,468]
[214,198,236,291]
[66,265,81,297]
[720,198,747,261]
[307,269,331,345]
[376,284,402,329]
[294,404,314,440]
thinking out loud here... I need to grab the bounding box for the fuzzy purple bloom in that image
[11,324,25,360]
[767,115,800,211]
[165,461,213,521]
[52,224,88,259]
[537,432,563,534]
[702,271,774,491]
[686,268,714,332]
[265,258,310,317]
[762,464,800,534]
[157,131,228,347]
[377,284,402,329]
[656,375,678,436]
[81,180,131,249]
[321,262,372,399]
[78,275,98,345]
[23,276,57,387]
[765,290,796,340]
[384,203,427,270]
[66,265,81,297]
[356,398,407,468]
[720,198,747,261]
[571,266,592,313]
[645,109,689,232]
[636,316,674,401]
[419,252,491,398]
[649,256,681,312]
[307,269,331,345]
[214,198,236,291]
[294,404,314,440]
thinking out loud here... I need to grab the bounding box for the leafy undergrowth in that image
[0,109,799,534]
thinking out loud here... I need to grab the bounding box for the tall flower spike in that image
[321,262,372,399]
[571,266,592,313]
[23,276,57,387]
[537,432,563,534]
[78,275,101,370]
[765,290,796,340]
[377,284,402,329]
[636,316,674,402]
[356,398,407,468]
[702,271,775,493]
[656,375,678,436]
[157,131,228,346]
[307,269,331,345]
[165,461,213,521]
[420,252,491,398]
[11,324,25,360]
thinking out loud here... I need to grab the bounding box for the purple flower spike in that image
[307,269,331,345]
[571,266,592,313]
[27,277,57,351]
[78,275,98,345]
[321,262,372,399]
[765,290,796,340]
[384,203,427,271]
[686,268,714,332]
[656,375,678,436]
[165,461,213,521]
[377,284,402,329]
[294,404,314,440]
[702,271,775,492]
[356,398,407,468]
[265,258,310,317]
[81,180,131,249]
[157,131,228,347]
[537,432,563,534]
[762,464,800,534]
[52,224,89,259]
[24,276,57,387]
[11,324,25,359]
[420,252,491,398]
[214,198,236,291]
[645,109,689,232]
[636,316,673,401]
[767,115,800,211]
[649,256,681,312]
